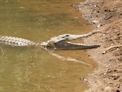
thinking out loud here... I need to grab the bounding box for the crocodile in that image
[0,31,101,50]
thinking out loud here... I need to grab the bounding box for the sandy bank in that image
[75,0,122,92]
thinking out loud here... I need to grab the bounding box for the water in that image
[0,0,96,92]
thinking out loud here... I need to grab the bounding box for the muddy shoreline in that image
[75,0,122,92]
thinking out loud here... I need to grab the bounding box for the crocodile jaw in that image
[41,41,100,50]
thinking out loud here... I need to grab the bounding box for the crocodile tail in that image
[0,36,36,47]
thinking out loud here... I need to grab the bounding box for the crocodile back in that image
[0,36,36,47]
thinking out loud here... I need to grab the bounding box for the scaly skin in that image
[0,36,36,46]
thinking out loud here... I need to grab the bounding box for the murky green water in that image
[0,0,96,92]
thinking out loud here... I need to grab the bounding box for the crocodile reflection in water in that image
[0,31,101,65]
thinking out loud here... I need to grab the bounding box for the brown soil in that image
[75,0,122,92]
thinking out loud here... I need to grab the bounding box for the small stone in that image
[116,89,120,92]
[104,86,112,92]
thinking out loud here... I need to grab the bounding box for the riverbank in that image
[75,0,122,92]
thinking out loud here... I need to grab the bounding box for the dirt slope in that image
[75,0,122,92]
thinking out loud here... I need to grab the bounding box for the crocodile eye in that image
[64,35,69,37]
[62,35,69,38]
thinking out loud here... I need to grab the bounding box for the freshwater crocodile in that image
[0,31,101,50]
